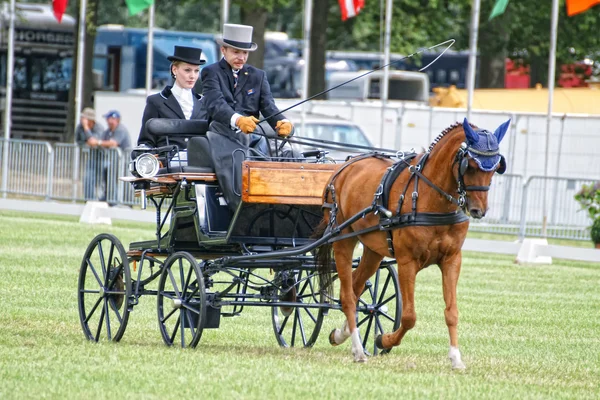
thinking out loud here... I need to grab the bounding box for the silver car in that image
[259,111,374,162]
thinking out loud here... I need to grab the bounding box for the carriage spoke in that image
[291,310,298,346]
[277,314,290,335]
[86,259,104,288]
[185,309,196,340]
[296,310,308,346]
[85,297,103,323]
[167,268,181,298]
[361,315,374,350]
[379,295,396,308]
[94,304,106,341]
[169,315,181,343]
[161,306,178,324]
[179,312,186,347]
[97,241,108,286]
[377,275,392,305]
[182,264,194,295]
[108,297,123,324]
[178,258,186,293]
[104,298,112,341]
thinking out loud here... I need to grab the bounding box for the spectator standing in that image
[98,110,131,203]
[75,107,104,200]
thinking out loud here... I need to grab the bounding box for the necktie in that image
[232,69,239,89]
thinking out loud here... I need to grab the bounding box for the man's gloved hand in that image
[276,120,293,137]
[236,116,259,134]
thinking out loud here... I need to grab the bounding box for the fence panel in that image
[519,175,597,241]
[0,139,52,198]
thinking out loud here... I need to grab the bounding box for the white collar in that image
[172,83,192,99]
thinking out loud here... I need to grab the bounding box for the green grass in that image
[0,210,598,399]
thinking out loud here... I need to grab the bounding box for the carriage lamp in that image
[131,153,160,178]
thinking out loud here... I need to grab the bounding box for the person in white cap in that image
[201,23,293,137]
[76,107,105,200]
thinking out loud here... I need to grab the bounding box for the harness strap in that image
[328,211,469,243]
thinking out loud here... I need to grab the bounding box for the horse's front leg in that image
[376,259,418,350]
[441,252,466,370]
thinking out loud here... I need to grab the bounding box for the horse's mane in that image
[427,122,472,153]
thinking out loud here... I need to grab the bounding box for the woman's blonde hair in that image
[170,61,184,79]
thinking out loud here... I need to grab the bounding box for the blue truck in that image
[93,25,219,92]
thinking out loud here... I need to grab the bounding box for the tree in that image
[308,0,329,98]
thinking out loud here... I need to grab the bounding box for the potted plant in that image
[574,182,600,248]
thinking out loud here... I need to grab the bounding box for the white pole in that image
[466,0,480,120]
[1,0,15,197]
[73,0,87,136]
[300,0,312,132]
[145,3,155,97]
[3,0,15,142]
[221,0,229,26]
[378,0,392,147]
[542,0,560,237]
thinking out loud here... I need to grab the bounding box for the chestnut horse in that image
[315,118,509,368]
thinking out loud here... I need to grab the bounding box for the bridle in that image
[453,142,506,204]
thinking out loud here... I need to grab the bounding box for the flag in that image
[125,0,154,16]
[338,0,364,21]
[52,0,68,23]
[489,0,509,20]
[566,0,600,16]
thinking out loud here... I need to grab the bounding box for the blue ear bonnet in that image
[467,129,501,172]
[462,118,510,172]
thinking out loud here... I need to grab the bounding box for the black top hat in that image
[167,46,206,65]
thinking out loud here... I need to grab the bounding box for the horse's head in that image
[456,118,510,219]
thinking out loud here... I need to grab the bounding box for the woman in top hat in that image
[137,45,206,149]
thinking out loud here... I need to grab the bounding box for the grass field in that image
[0,210,598,399]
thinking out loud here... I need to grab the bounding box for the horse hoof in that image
[354,353,368,363]
[329,329,339,346]
[375,334,385,350]
[452,360,466,370]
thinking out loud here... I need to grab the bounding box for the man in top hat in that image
[138,45,206,150]
[200,23,293,137]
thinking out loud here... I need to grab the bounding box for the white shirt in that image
[171,83,194,120]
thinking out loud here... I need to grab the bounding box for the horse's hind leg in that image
[352,246,384,299]
[329,238,367,362]
[441,253,466,370]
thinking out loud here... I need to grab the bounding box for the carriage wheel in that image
[272,269,325,348]
[157,252,206,348]
[78,233,132,342]
[357,264,401,356]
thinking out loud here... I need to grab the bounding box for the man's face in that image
[80,116,95,127]
[106,116,119,131]
[222,46,248,70]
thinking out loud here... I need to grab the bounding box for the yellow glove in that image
[276,120,293,137]
[236,116,259,134]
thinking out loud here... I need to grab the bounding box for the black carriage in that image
[77,119,402,352]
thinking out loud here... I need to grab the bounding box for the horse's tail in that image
[312,219,335,303]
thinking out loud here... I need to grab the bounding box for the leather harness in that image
[321,145,495,256]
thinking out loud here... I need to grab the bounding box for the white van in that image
[326,70,430,102]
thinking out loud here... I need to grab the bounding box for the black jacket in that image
[137,86,205,149]
[200,58,285,130]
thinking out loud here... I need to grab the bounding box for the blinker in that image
[459,157,469,175]
[496,155,506,174]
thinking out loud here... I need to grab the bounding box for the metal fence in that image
[0,137,597,242]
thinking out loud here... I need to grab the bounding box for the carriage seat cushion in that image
[145,118,209,137]
[187,136,215,170]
